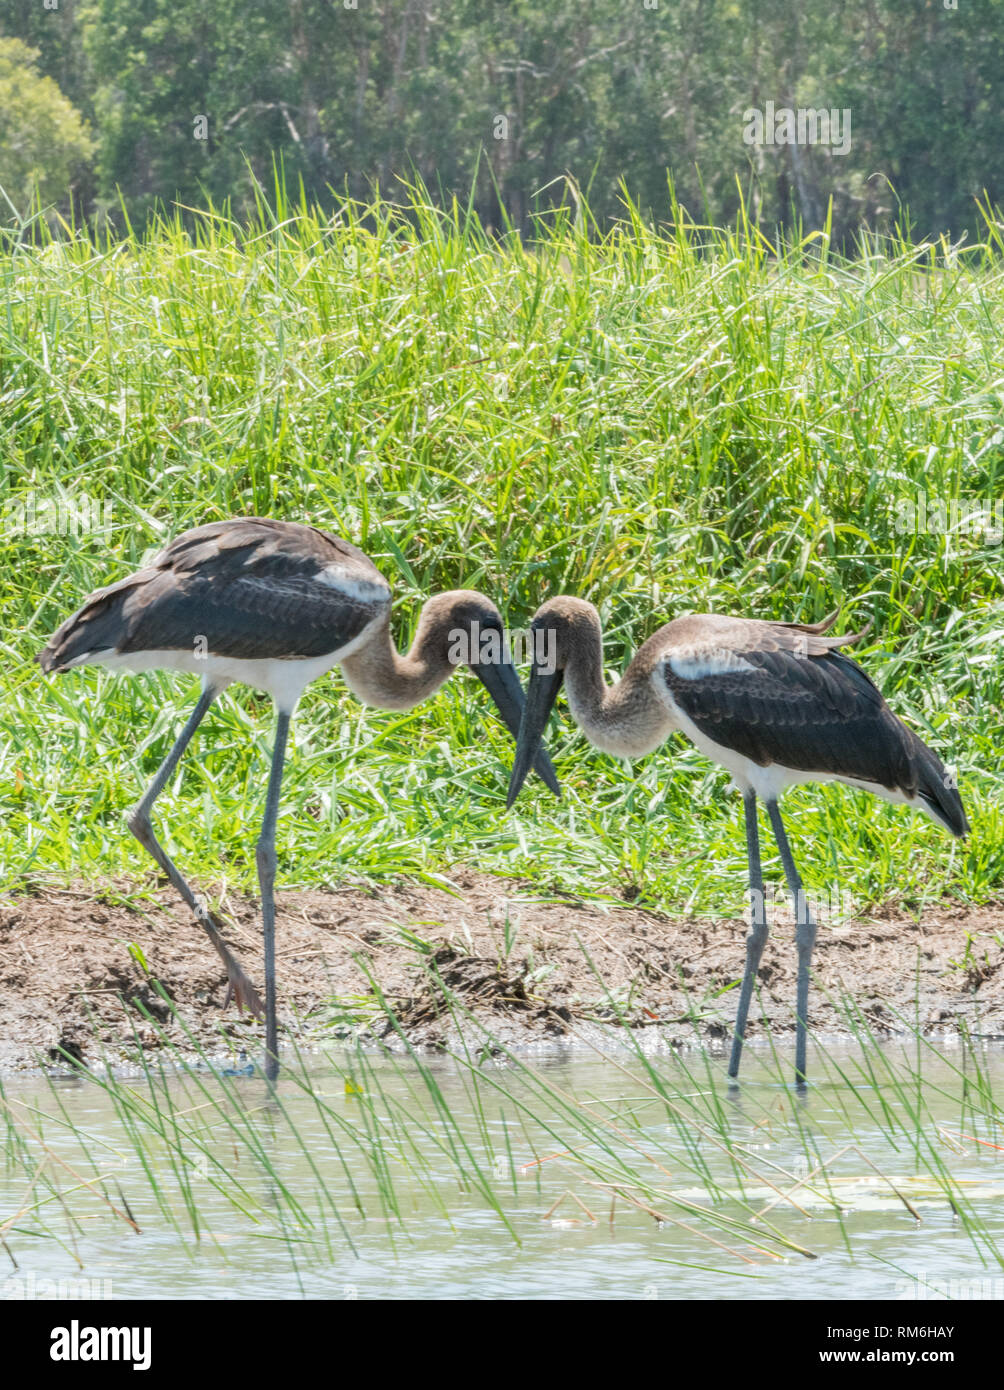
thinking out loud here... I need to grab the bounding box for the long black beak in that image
[505,664,564,810]
[471,659,561,797]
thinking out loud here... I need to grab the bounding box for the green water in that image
[1,1043,1002,1300]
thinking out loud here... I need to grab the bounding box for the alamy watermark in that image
[447,622,556,672]
[2,492,114,538]
[743,102,852,156]
[746,882,857,927]
[895,493,1003,545]
[894,1269,1004,1300]
[49,1318,150,1370]
[3,1273,114,1299]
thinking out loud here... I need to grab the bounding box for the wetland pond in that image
[2,1039,1003,1300]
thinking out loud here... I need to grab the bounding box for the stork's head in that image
[505,596,600,810]
[419,590,560,797]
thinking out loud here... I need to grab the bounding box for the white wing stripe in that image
[666,647,758,680]
[314,566,391,603]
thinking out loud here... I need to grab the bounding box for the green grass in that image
[1,180,1002,917]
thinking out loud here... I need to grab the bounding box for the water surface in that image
[2,1041,1002,1300]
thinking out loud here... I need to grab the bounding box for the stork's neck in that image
[340,608,453,711]
[564,625,674,758]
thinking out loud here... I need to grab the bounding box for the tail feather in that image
[776,611,872,650]
[36,573,148,673]
[802,609,839,635]
[903,724,970,839]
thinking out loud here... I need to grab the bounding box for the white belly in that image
[70,615,382,712]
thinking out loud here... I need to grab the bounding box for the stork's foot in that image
[198,905,264,1020]
[221,961,265,1020]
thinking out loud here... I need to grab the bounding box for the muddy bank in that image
[1,874,1002,1070]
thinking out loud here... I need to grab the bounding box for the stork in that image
[37,518,559,1080]
[505,598,969,1084]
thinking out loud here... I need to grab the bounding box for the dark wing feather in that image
[661,625,898,782]
[657,615,968,836]
[38,518,390,669]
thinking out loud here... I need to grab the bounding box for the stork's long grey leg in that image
[766,800,816,1085]
[126,683,263,1019]
[256,711,290,1082]
[728,790,768,1079]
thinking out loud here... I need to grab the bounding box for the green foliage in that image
[1,188,1001,915]
[0,37,94,216]
[0,1,1002,239]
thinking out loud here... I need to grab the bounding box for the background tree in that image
[0,0,1001,241]
[0,37,94,218]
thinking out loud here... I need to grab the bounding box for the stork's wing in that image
[39,518,391,670]
[655,615,911,784]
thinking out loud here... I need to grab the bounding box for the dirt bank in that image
[1,874,1002,1070]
